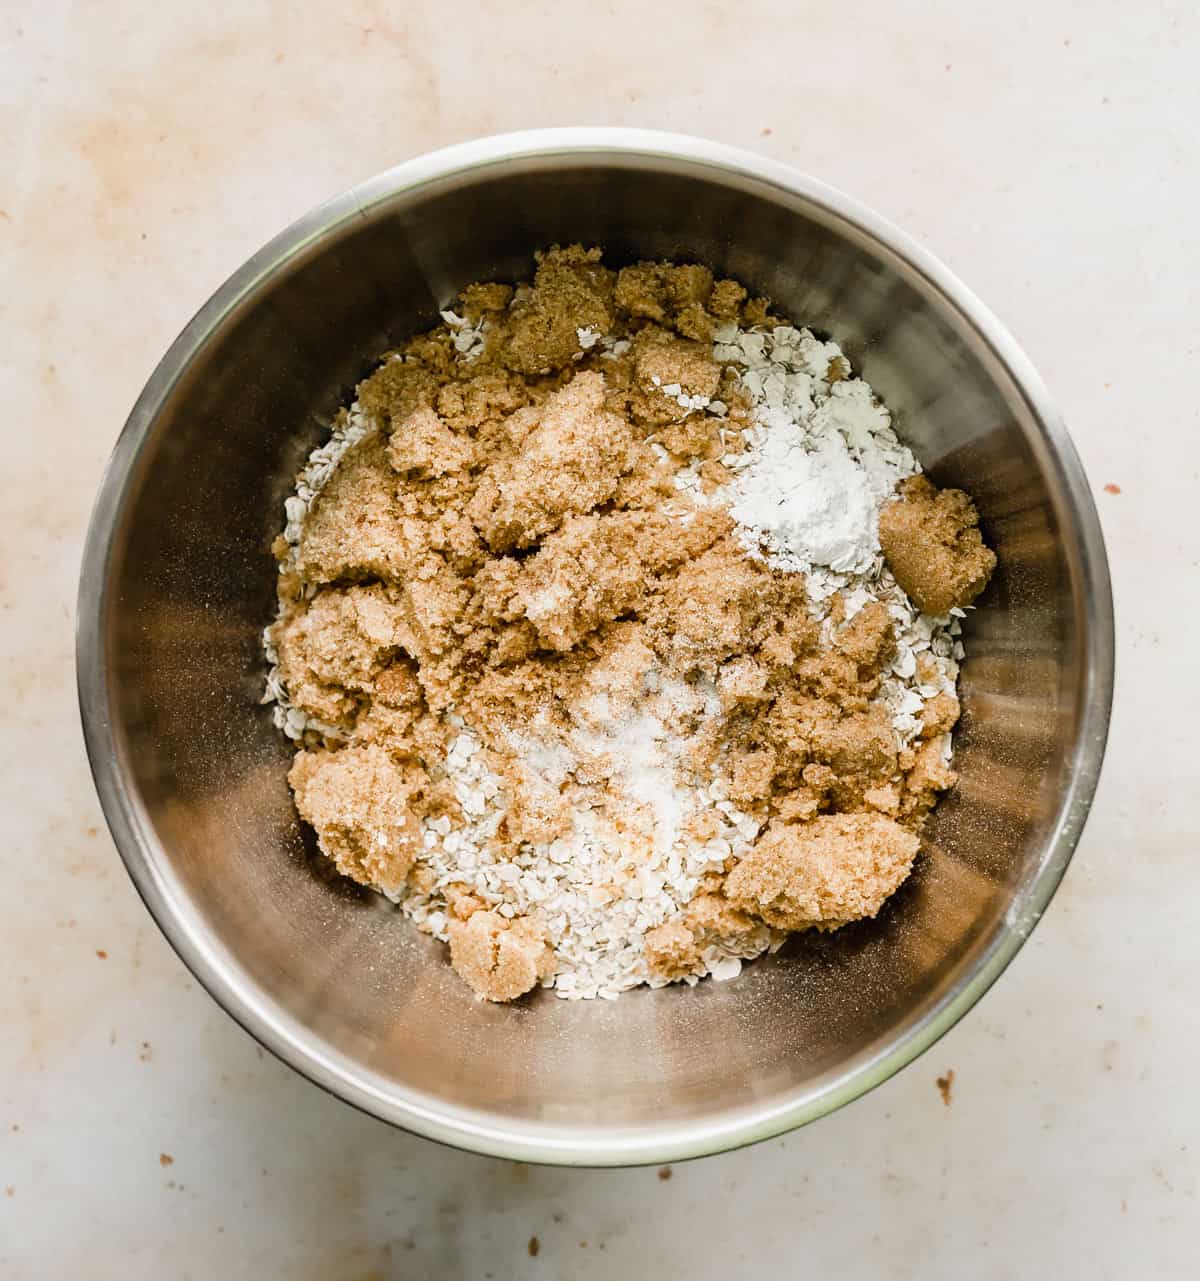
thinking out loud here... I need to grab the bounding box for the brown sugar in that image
[723,813,920,931]
[447,910,555,1001]
[516,513,650,652]
[643,918,699,981]
[387,406,476,477]
[644,893,777,983]
[466,372,635,552]
[628,329,722,427]
[288,745,428,893]
[920,690,961,738]
[295,437,408,585]
[898,738,958,826]
[268,244,994,1002]
[879,474,996,615]
[496,244,615,374]
[274,585,407,727]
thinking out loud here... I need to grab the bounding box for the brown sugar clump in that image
[613,262,727,341]
[392,556,470,668]
[920,690,961,738]
[288,745,427,892]
[356,359,443,429]
[274,585,407,726]
[459,282,514,320]
[834,601,897,672]
[387,406,476,477]
[447,910,554,1001]
[742,296,784,328]
[629,329,722,427]
[898,738,958,825]
[516,513,653,651]
[650,536,773,675]
[708,279,747,319]
[294,437,411,585]
[500,759,575,847]
[467,372,635,552]
[498,245,615,374]
[644,894,767,982]
[615,261,713,322]
[434,368,532,433]
[724,813,920,931]
[879,475,996,615]
[683,893,764,950]
[808,707,899,791]
[643,918,698,980]
[349,661,429,753]
[609,265,749,331]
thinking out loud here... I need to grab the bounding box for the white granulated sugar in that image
[264,303,974,1000]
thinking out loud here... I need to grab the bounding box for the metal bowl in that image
[77,129,1113,1165]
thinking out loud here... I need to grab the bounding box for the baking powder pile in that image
[263,248,994,1002]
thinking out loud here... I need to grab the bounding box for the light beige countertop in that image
[2,2,1196,1277]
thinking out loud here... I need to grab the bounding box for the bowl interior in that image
[85,143,1106,1161]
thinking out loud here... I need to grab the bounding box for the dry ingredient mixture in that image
[263,247,996,1002]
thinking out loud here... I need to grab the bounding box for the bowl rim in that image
[76,126,1115,1166]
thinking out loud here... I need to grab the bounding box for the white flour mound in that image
[728,408,878,573]
[265,313,969,1001]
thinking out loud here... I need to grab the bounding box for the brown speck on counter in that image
[527,1235,539,1257]
[4,1187,13,1198]
[936,1068,955,1106]
[658,1165,672,1181]
[139,1041,153,1062]
[1103,483,1121,494]
[760,127,773,136]
[95,949,108,959]
[159,1153,174,1167]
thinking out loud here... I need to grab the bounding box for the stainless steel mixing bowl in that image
[77,129,1113,1165]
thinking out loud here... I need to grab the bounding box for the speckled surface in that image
[1,2,1196,1277]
